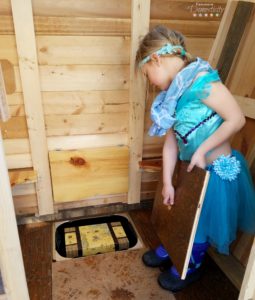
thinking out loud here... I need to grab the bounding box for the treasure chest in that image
[55,215,137,258]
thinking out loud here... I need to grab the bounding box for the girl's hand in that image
[187,150,206,172]
[162,184,175,206]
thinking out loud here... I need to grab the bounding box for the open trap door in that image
[55,215,138,258]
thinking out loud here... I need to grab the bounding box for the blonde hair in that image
[135,25,196,69]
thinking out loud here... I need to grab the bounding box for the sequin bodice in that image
[173,71,223,160]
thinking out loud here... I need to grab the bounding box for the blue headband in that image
[139,43,186,67]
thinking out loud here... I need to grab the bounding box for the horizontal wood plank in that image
[49,146,129,202]
[12,183,36,197]
[1,112,128,138]
[3,138,30,154]
[7,90,129,116]
[46,113,128,136]
[6,154,32,169]
[1,0,226,20]
[13,194,38,215]
[55,194,128,210]
[3,133,128,154]
[0,36,214,67]
[37,36,130,65]
[8,169,37,186]
[47,133,128,150]
[0,15,220,37]
[14,65,129,92]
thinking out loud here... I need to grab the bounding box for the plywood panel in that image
[151,161,209,278]
[49,146,129,202]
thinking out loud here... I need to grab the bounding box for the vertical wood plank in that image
[0,64,10,122]
[208,0,238,67]
[10,0,54,215]
[239,238,255,300]
[0,131,29,300]
[128,0,150,204]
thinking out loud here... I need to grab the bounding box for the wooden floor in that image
[18,208,239,300]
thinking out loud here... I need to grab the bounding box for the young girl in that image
[136,25,255,292]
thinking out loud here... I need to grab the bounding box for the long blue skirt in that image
[195,150,255,254]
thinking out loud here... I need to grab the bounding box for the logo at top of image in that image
[186,2,225,18]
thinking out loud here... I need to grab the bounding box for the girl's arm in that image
[162,129,178,205]
[188,81,245,171]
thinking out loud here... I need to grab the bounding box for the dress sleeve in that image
[190,70,221,101]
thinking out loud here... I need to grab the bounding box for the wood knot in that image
[70,156,86,166]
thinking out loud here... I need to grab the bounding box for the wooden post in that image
[10,0,54,215]
[0,131,30,300]
[128,0,150,204]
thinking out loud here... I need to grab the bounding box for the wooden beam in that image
[128,0,150,204]
[239,238,255,299]
[216,1,254,82]
[0,131,30,300]
[10,0,54,215]
[16,199,153,225]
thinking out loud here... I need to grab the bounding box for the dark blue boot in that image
[142,245,172,269]
[158,242,209,292]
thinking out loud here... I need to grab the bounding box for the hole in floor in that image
[54,214,143,261]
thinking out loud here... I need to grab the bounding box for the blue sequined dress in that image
[173,70,255,254]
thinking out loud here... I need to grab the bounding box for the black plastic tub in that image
[55,215,138,258]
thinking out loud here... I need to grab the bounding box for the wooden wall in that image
[0,0,227,215]
[1,0,255,290]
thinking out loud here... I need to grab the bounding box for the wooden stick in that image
[11,0,54,215]
[128,0,150,204]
